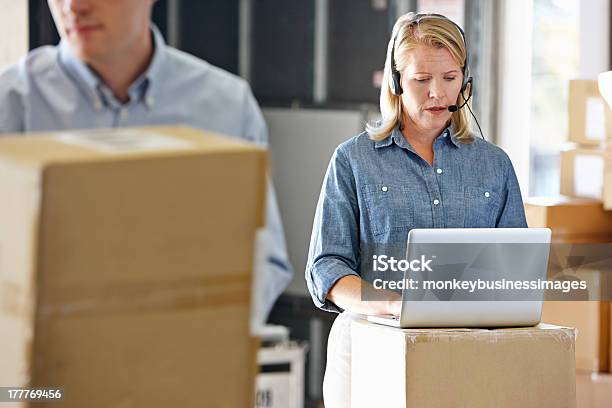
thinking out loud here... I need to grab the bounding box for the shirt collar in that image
[57,23,166,110]
[374,123,460,150]
[58,39,104,109]
[441,123,460,147]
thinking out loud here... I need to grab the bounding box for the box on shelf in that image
[526,196,612,373]
[598,71,612,113]
[542,301,610,372]
[525,196,612,242]
[576,372,612,408]
[0,126,267,408]
[559,146,612,209]
[568,79,612,145]
[351,319,576,408]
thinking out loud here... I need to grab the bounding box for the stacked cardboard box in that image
[560,146,612,210]
[598,71,612,109]
[560,79,612,209]
[525,196,612,243]
[568,79,612,146]
[351,318,576,408]
[0,126,266,407]
[576,372,612,408]
[525,197,612,406]
[541,301,610,372]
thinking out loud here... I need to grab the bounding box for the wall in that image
[0,1,29,69]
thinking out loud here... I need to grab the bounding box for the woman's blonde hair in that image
[366,13,474,143]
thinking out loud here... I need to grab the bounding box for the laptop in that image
[367,228,552,328]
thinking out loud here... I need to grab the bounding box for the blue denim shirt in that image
[305,126,528,312]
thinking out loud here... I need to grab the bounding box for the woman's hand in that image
[327,275,403,316]
[386,298,403,316]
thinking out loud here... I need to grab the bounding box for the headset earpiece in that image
[391,69,403,96]
[462,75,473,94]
[461,64,471,92]
[390,31,403,96]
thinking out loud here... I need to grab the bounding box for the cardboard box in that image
[526,197,612,373]
[351,319,576,408]
[559,147,612,209]
[525,196,612,243]
[542,302,610,372]
[598,71,612,112]
[576,372,612,408]
[0,126,267,407]
[568,79,612,145]
[606,160,612,210]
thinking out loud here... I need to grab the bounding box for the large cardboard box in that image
[524,196,612,243]
[598,71,612,119]
[525,197,612,373]
[542,302,610,372]
[351,319,576,408]
[568,79,612,145]
[576,372,612,408]
[0,126,266,407]
[559,146,612,209]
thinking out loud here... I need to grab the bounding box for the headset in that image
[390,13,484,139]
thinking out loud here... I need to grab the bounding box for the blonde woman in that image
[305,12,527,407]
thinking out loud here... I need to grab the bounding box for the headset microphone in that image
[447,95,470,113]
[445,82,484,140]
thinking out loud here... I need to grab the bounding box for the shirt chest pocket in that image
[362,183,415,236]
[464,186,502,227]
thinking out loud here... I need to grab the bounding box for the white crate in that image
[255,342,307,408]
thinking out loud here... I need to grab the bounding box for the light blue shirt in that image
[306,126,528,312]
[0,25,293,326]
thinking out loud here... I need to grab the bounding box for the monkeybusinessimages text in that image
[371,255,587,294]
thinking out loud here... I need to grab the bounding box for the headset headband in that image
[390,13,470,95]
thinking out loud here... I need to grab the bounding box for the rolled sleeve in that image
[496,156,528,228]
[306,145,360,313]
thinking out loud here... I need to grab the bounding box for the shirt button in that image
[381,186,388,192]
[484,191,490,198]
[436,168,443,174]
[433,199,440,205]
[120,109,129,120]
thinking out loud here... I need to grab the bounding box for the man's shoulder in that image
[0,45,59,82]
[162,47,249,93]
[0,46,58,133]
